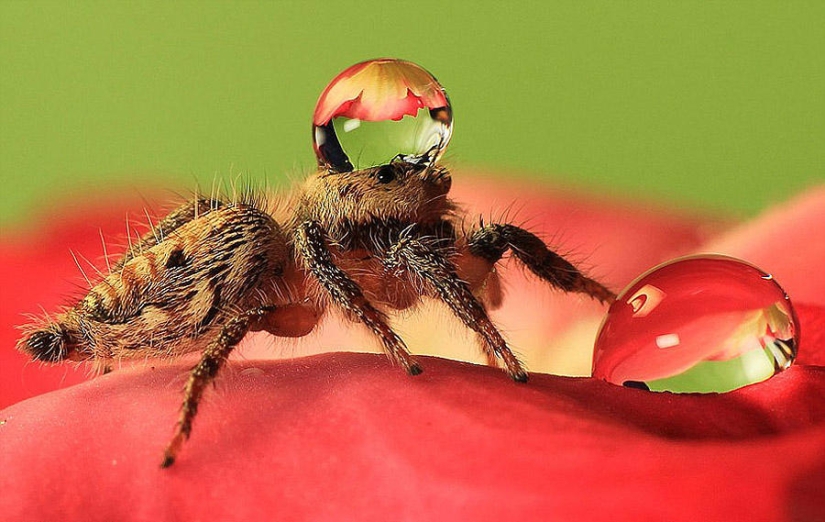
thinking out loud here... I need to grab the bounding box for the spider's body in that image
[17,59,615,467]
[19,161,614,466]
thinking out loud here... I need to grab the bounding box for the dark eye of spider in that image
[376,165,396,184]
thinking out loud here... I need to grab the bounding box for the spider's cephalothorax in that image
[17,59,616,467]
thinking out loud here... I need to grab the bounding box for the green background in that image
[1,1,823,232]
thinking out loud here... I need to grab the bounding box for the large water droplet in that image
[593,255,799,393]
[312,59,452,172]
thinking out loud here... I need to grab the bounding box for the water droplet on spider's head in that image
[592,255,799,393]
[312,58,453,172]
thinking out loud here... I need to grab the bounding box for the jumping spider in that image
[17,60,615,468]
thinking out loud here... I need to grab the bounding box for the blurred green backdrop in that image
[1,1,823,231]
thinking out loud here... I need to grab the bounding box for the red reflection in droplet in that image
[592,255,799,391]
[313,59,449,126]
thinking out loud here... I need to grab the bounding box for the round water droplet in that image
[593,255,799,393]
[312,59,453,172]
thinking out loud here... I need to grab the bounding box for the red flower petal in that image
[1,353,824,520]
[2,177,823,520]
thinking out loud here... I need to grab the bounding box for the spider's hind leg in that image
[468,224,616,304]
[161,305,276,468]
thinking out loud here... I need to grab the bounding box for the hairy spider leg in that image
[295,221,423,376]
[161,305,276,468]
[383,235,529,382]
[468,224,616,304]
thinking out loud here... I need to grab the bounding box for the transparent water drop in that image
[593,255,799,393]
[312,59,453,172]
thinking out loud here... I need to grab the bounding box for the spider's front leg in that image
[294,221,422,375]
[468,224,616,304]
[382,234,529,382]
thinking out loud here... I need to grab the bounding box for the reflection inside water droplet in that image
[593,255,799,393]
[312,59,452,172]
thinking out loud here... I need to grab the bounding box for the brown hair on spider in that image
[17,59,615,468]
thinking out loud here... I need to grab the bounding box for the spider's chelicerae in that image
[17,59,615,467]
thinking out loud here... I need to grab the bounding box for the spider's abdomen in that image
[22,203,289,362]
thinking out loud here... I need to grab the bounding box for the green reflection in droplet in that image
[643,342,790,393]
[331,108,447,170]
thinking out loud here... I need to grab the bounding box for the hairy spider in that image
[17,59,616,467]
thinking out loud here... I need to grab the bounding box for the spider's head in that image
[306,59,456,230]
[367,160,452,204]
[298,162,453,228]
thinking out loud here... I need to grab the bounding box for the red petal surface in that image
[1,177,823,520]
[1,353,824,521]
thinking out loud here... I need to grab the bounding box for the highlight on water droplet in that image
[592,255,799,393]
[312,59,453,172]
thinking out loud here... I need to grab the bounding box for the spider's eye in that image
[376,166,396,184]
[312,59,453,173]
